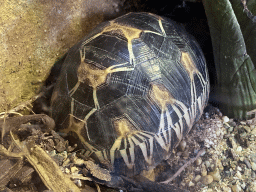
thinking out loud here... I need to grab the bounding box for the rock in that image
[178,140,186,151]
[204,112,210,119]
[250,153,256,163]
[195,157,202,166]
[205,160,211,168]
[252,171,256,178]
[65,167,70,174]
[229,121,237,127]
[251,128,256,135]
[235,171,242,179]
[229,138,237,149]
[194,175,201,182]
[240,182,246,189]
[228,126,234,132]
[251,162,256,171]
[237,166,242,171]
[217,159,224,171]
[231,184,242,192]
[236,146,242,152]
[188,181,195,187]
[201,175,213,185]
[208,168,221,181]
[222,116,229,123]
[182,150,190,158]
[224,123,230,129]
[74,179,82,187]
[71,166,79,173]
[243,159,251,169]
[74,158,85,166]
[201,164,208,176]
[248,181,256,192]
[48,150,57,156]
[243,126,251,133]
[222,185,232,192]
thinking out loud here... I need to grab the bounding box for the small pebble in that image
[231,184,242,192]
[195,157,202,166]
[48,150,57,156]
[217,159,224,171]
[65,168,70,174]
[188,181,195,187]
[59,151,68,159]
[74,179,82,187]
[248,181,256,191]
[194,175,201,182]
[216,123,223,128]
[240,182,246,189]
[62,158,71,167]
[71,166,79,173]
[180,182,186,187]
[74,158,85,166]
[200,150,206,156]
[250,153,256,163]
[243,126,251,132]
[182,150,190,158]
[178,140,186,151]
[224,123,230,129]
[201,175,213,185]
[235,171,242,179]
[240,132,247,138]
[228,126,234,132]
[251,128,256,135]
[205,161,211,168]
[237,166,242,171]
[250,124,255,129]
[208,168,221,181]
[236,146,242,152]
[251,162,256,171]
[204,114,210,119]
[224,170,231,177]
[201,164,208,176]
[222,185,232,192]
[222,116,229,123]
[252,171,256,178]
[244,159,251,169]
[244,168,251,177]
[229,138,237,149]
[229,121,237,127]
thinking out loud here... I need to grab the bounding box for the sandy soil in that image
[0,0,126,112]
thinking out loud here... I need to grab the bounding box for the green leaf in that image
[203,0,256,119]
[230,0,256,67]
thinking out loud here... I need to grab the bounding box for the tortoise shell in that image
[51,12,210,176]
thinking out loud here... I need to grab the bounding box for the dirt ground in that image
[0,0,127,112]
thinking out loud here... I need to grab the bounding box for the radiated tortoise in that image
[51,12,210,176]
